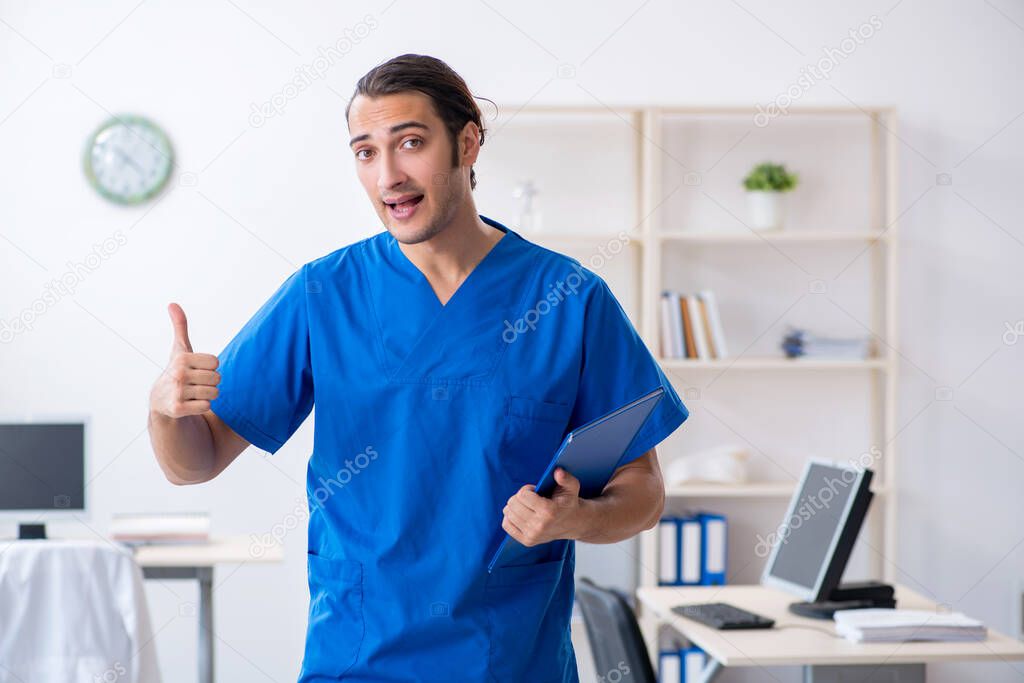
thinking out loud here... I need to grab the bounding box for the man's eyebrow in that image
[348,121,430,147]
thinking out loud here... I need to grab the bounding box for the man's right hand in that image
[149,303,221,419]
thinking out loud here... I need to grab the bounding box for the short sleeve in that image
[569,277,688,466]
[209,267,314,454]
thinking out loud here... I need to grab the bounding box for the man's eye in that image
[402,138,422,149]
[355,149,372,160]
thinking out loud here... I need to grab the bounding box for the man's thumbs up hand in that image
[150,303,221,419]
[168,302,193,354]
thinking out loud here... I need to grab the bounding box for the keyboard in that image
[671,602,776,630]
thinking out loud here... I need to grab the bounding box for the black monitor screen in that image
[0,423,85,511]
[768,462,858,590]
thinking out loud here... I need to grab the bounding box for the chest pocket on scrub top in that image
[498,395,573,487]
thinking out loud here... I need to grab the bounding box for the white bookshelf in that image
[481,104,899,664]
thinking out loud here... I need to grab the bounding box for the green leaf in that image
[742,162,798,192]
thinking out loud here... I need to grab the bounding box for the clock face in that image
[84,115,173,205]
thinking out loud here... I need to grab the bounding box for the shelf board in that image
[659,357,888,371]
[658,230,888,244]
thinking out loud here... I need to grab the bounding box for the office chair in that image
[575,577,657,683]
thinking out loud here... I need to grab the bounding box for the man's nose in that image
[377,152,407,191]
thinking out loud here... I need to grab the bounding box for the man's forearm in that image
[569,452,665,544]
[148,411,217,485]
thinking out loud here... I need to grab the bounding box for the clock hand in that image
[113,147,145,174]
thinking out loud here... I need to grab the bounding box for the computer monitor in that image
[760,458,874,603]
[0,420,87,539]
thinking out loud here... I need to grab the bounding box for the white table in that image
[637,584,1024,682]
[133,536,283,683]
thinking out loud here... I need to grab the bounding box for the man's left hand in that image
[501,467,587,547]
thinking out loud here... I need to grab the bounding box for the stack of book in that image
[111,512,210,546]
[782,328,872,360]
[658,512,727,586]
[659,291,729,360]
[834,609,987,643]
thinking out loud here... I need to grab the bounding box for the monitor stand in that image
[18,523,47,540]
[788,580,896,620]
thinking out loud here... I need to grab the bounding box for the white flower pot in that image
[746,191,786,231]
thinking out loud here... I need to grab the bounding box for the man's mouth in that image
[383,194,424,220]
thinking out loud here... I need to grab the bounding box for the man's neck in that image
[399,202,504,290]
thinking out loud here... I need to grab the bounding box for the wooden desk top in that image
[637,584,1024,667]
[131,535,283,567]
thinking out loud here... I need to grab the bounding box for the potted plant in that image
[742,162,798,231]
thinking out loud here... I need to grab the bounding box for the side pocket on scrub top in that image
[300,553,364,678]
[484,555,571,682]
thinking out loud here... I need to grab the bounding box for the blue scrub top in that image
[210,215,688,682]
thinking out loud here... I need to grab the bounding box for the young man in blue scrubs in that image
[149,54,688,682]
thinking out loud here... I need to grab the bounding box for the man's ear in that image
[459,121,482,166]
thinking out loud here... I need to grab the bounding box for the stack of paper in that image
[834,609,987,643]
[111,512,210,546]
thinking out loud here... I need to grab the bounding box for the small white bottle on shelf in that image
[512,180,543,233]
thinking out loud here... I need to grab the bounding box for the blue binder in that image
[658,649,681,683]
[487,387,665,572]
[680,646,707,682]
[658,515,700,585]
[658,517,681,586]
[698,512,727,585]
[678,515,703,585]
[659,645,706,683]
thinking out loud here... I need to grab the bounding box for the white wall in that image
[1,1,1022,681]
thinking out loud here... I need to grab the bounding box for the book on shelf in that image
[781,327,872,360]
[686,295,710,360]
[660,290,729,360]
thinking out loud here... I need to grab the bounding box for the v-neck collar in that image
[366,214,534,384]
[385,215,513,310]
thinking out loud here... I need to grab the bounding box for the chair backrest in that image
[575,577,657,683]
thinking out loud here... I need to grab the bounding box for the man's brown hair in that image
[346,54,491,190]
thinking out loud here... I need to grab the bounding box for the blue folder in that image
[659,646,707,683]
[487,387,665,572]
[697,512,727,585]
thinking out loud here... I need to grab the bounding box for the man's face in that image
[347,91,468,245]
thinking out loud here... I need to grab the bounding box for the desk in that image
[134,536,283,683]
[637,584,1024,682]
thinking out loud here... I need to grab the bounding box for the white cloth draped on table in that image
[0,539,161,683]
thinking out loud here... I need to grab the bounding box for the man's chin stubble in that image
[387,194,458,246]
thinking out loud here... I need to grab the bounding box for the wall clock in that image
[84,115,174,205]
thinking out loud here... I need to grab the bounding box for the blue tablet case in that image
[487,387,665,572]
